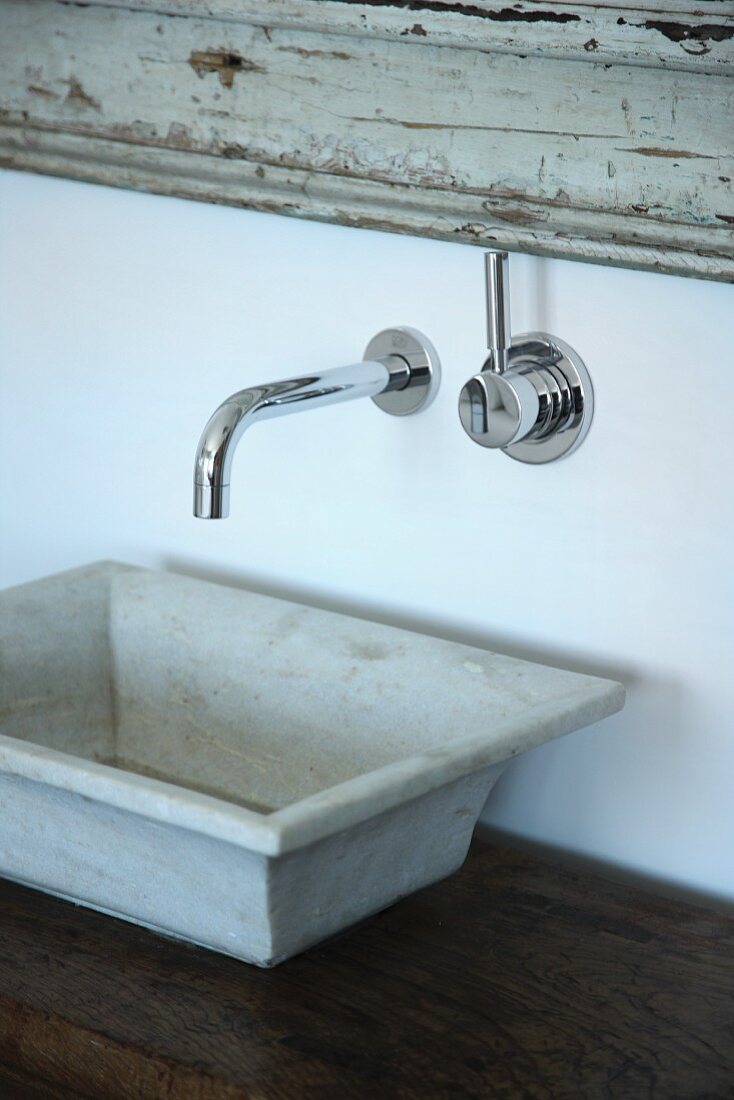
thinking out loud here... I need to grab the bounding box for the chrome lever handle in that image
[484,250,511,375]
[459,250,594,464]
[460,249,538,448]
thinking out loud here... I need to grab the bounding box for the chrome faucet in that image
[459,251,594,463]
[193,327,440,518]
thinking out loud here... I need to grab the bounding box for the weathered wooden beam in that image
[86,0,734,74]
[1,0,732,280]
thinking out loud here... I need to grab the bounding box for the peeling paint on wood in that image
[85,0,734,75]
[644,18,734,52]
[631,146,716,159]
[65,78,101,111]
[0,0,732,281]
[188,50,266,86]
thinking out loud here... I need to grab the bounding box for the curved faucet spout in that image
[193,357,407,519]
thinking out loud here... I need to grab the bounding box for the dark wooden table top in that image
[0,838,732,1099]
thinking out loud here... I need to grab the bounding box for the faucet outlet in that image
[193,326,440,518]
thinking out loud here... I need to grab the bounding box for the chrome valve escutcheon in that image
[459,251,593,464]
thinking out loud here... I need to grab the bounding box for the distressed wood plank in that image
[1,0,732,280]
[88,0,734,74]
[0,840,732,1096]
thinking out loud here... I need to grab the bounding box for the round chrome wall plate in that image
[503,332,594,464]
[365,327,441,416]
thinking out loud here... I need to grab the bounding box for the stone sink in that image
[0,563,624,966]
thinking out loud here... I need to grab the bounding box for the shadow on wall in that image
[159,554,715,912]
[478,824,734,918]
[162,553,634,685]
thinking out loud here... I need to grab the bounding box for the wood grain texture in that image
[0,0,732,280]
[82,0,734,74]
[0,839,733,1098]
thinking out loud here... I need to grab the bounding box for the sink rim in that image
[0,675,623,856]
[0,561,625,856]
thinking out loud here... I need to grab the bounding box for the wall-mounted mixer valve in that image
[458,251,593,464]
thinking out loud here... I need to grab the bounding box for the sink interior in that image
[0,563,450,813]
[0,562,611,817]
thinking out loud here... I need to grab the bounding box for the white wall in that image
[2,169,733,903]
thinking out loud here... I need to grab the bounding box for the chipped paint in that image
[645,20,734,47]
[27,84,58,99]
[629,147,716,159]
[356,1,581,26]
[0,0,731,282]
[189,50,265,87]
[277,46,352,60]
[65,78,99,110]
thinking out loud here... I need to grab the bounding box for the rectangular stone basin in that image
[0,562,624,965]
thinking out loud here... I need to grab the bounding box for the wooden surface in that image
[0,839,732,1098]
[1,0,732,282]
